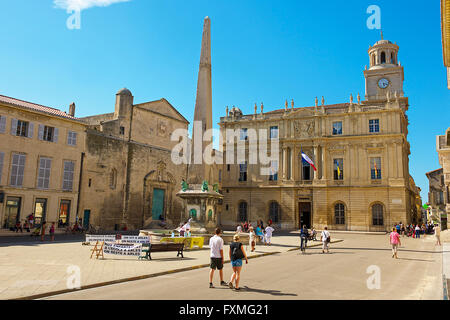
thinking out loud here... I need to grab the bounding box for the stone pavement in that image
[0,231,329,300]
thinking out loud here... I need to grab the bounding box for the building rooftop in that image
[0,94,79,121]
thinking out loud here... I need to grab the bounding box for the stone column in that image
[321,145,327,180]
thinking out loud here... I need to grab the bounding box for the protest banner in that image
[103,243,142,256]
[121,236,150,244]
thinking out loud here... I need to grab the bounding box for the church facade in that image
[219,39,420,231]
[78,89,189,230]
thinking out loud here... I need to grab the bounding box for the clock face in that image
[378,78,389,89]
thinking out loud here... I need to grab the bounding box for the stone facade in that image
[436,128,450,229]
[0,95,85,229]
[218,39,419,232]
[425,168,446,227]
[78,89,189,230]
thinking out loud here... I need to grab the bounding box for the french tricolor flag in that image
[301,149,317,171]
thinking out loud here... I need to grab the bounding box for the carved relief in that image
[157,119,167,137]
[293,120,315,138]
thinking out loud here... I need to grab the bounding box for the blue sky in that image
[0,0,448,201]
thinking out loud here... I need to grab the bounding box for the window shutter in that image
[38,124,44,140]
[53,128,59,143]
[28,122,34,138]
[0,116,6,133]
[10,119,17,135]
[0,152,4,183]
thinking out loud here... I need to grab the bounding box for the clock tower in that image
[363,38,404,101]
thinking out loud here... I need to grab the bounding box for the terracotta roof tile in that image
[0,94,79,121]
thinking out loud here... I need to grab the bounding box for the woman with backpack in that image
[228,234,248,291]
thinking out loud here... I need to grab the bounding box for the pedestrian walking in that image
[228,234,248,291]
[415,225,421,239]
[40,222,47,241]
[389,227,401,259]
[434,224,441,246]
[249,226,256,252]
[321,227,331,254]
[300,225,308,253]
[264,225,274,246]
[49,222,55,241]
[208,227,228,288]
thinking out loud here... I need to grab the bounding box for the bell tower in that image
[364,36,404,101]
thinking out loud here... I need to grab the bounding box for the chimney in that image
[69,102,76,117]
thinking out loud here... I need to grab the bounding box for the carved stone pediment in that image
[286,108,316,118]
[145,160,175,184]
[292,120,315,138]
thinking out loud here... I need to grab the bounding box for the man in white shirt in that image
[265,225,275,245]
[321,226,331,254]
[209,227,228,288]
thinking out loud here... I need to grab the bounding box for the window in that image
[67,131,77,146]
[10,153,26,187]
[37,157,51,189]
[372,204,384,226]
[369,119,379,133]
[58,200,71,226]
[63,160,75,191]
[332,121,342,135]
[240,128,248,141]
[227,164,230,172]
[286,148,291,180]
[333,159,343,180]
[0,152,4,183]
[370,157,382,180]
[0,115,6,133]
[391,52,395,64]
[218,170,222,182]
[269,202,280,223]
[16,120,29,137]
[381,51,386,64]
[226,204,229,211]
[120,126,125,135]
[335,203,345,225]
[302,160,311,181]
[239,162,247,182]
[238,202,247,222]
[269,160,278,181]
[270,126,278,139]
[44,126,53,141]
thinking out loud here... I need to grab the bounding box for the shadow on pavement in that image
[240,286,297,297]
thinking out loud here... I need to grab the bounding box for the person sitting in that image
[15,221,23,233]
[255,225,264,243]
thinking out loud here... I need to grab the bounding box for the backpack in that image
[231,242,244,260]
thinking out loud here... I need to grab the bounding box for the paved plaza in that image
[0,230,447,300]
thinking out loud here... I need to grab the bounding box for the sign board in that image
[86,235,116,243]
[103,243,142,256]
[121,236,150,244]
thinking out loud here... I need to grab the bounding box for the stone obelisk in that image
[188,16,213,184]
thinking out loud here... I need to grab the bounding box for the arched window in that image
[238,202,247,222]
[372,204,384,226]
[380,51,386,64]
[269,202,280,223]
[335,203,345,225]
[390,52,395,64]
[372,54,376,66]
